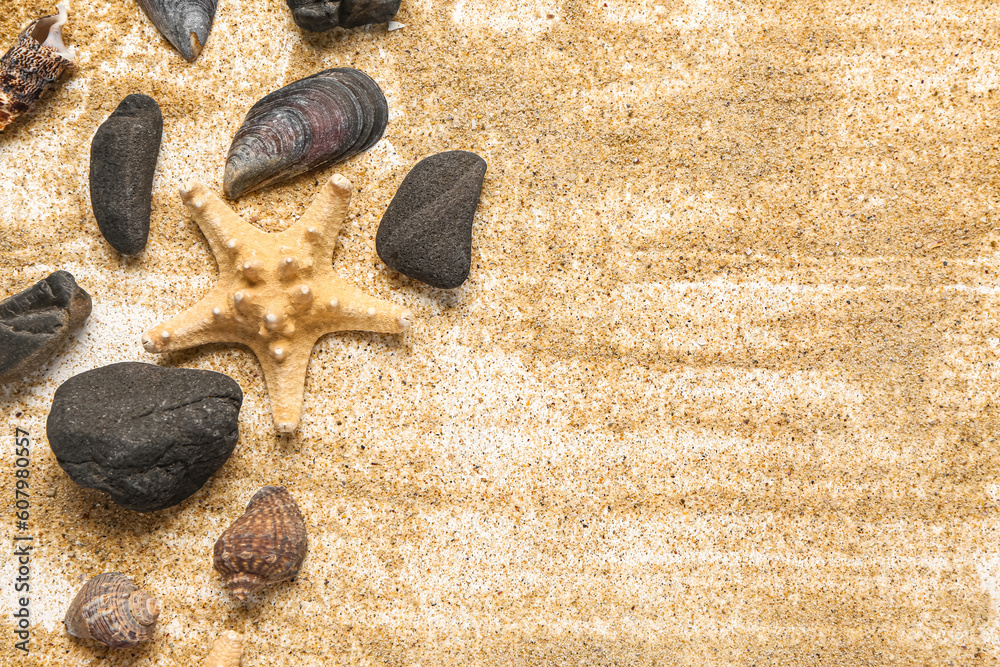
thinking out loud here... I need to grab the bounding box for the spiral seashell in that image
[136,0,218,62]
[202,630,244,667]
[0,2,75,132]
[223,68,388,199]
[213,486,308,600]
[64,573,160,648]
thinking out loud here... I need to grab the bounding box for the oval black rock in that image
[376,151,487,289]
[0,270,91,386]
[286,0,401,32]
[47,362,242,512]
[90,94,163,256]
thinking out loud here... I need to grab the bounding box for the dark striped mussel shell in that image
[137,0,218,61]
[223,68,388,199]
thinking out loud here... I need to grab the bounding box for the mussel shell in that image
[327,67,388,153]
[136,0,218,61]
[223,68,387,199]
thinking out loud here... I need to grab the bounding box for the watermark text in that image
[12,428,32,654]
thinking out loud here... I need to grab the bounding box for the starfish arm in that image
[141,288,236,353]
[180,182,263,272]
[293,174,352,265]
[254,340,314,433]
[319,280,413,334]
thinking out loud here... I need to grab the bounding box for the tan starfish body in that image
[142,175,412,432]
[202,630,243,667]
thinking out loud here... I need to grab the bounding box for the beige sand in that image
[0,0,999,665]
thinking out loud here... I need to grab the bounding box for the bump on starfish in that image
[142,174,413,432]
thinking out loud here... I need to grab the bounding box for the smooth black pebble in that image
[376,150,487,289]
[89,94,163,255]
[0,271,91,385]
[47,362,243,512]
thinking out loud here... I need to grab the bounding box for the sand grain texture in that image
[0,0,999,665]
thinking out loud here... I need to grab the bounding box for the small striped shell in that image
[202,630,244,667]
[213,486,308,600]
[0,3,74,132]
[64,573,160,648]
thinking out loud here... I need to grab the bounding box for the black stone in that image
[376,150,487,289]
[0,271,91,386]
[341,0,401,28]
[47,362,243,512]
[286,0,400,31]
[287,0,340,31]
[89,94,163,255]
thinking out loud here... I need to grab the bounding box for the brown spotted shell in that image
[0,3,74,132]
[213,486,308,600]
[64,573,160,648]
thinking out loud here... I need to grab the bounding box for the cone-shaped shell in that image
[213,486,308,600]
[137,0,218,61]
[0,3,75,132]
[64,573,160,648]
[202,630,244,667]
[223,68,387,199]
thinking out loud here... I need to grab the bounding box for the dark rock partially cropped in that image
[89,94,163,255]
[376,150,487,289]
[47,362,242,512]
[340,0,401,28]
[286,0,400,32]
[0,271,91,386]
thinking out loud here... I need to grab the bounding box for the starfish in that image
[142,175,413,432]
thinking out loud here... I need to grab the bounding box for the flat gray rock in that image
[0,271,91,386]
[90,94,163,255]
[376,150,487,289]
[46,362,242,512]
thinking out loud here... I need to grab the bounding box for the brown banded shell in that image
[64,573,160,648]
[136,0,218,62]
[202,630,244,667]
[0,2,75,132]
[223,68,388,199]
[213,486,308,600]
